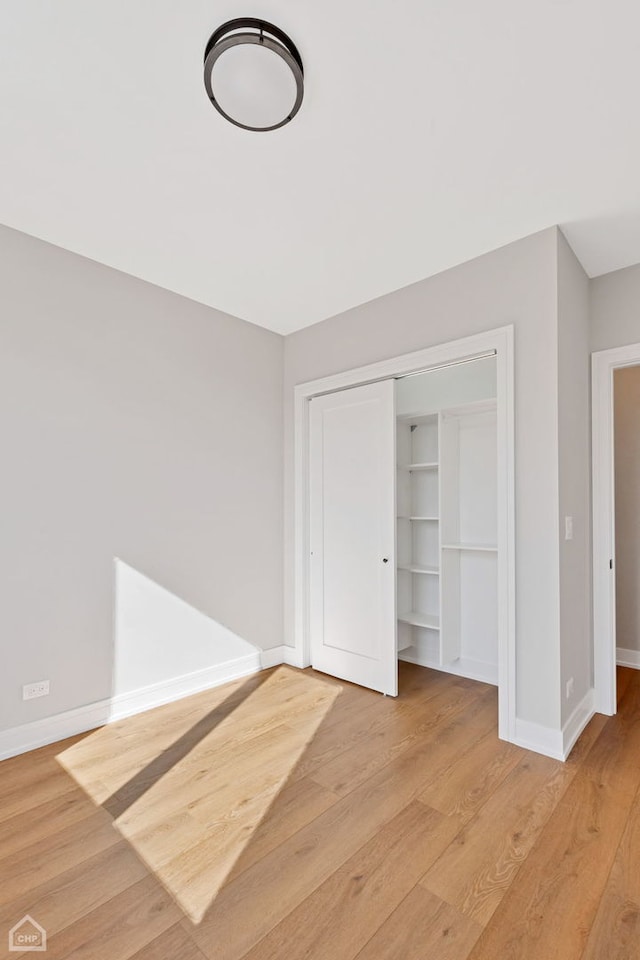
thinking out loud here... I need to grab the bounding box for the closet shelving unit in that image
[396,400,498,684]
[396,413,441,646]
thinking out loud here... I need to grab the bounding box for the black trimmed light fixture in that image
[203,18,304,132]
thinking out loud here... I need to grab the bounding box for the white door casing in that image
[592,341,640,715]
[309,379,397,696]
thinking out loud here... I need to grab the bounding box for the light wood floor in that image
[1,662,639,960]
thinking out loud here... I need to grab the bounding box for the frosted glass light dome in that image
[204,19,304,132]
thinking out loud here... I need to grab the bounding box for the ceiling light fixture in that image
[203,18,304,132]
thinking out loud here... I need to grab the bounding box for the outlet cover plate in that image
[23,680,50,700]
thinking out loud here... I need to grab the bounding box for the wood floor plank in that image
[187,688,500,960]
[353,884,482,960]
[0,787,100,861]
[61,668,332,806]
[239,800,460,960]
[0,759,79,823]
[128,922,208,960]
[616,665,634,706]
[111,669,273,742]
[563,711,609,766]
[10,876,179,960]
[311,662,456,713]
[467,672,640,960]
[226,776,340,882]
[186,750,442,960]
[309,681,484,796]
[0,732,87,784]
[581,783,640,960]
[0,809,119,906]
[420,752,570,925]
[80,673,330,830]
[286,669,455,786]
[104,673,341,924]
[396,662,481,699]
[287,697,406,785]
[304,667,479,769]
[0,842,148,940]
[418,728,520,822]
[1,663,639,960]
[112,720,300,838]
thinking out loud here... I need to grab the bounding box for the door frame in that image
[592,340,640,715]
[293,325,516,741]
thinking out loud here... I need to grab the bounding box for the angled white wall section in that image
[113,560,259,696]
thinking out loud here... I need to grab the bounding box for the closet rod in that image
[396,350,496,380]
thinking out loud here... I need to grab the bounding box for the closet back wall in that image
[0,224,283,734]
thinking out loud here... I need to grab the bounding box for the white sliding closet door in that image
[309,379,397,696]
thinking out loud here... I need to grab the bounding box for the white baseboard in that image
[398,649,498,686]
[260,645,307,669]
[561,688,595,760]
[0,699,114,764]
[283,645,306,668]
[513,687,596,762]
[0,652,263,762]
[260,646,286,669]
[108,653,262,722]
[513,717,564,760]
[617,647,640,669]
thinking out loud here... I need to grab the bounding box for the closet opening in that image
[396,356,499,686]
[593,342,640,715]
[294,327,515,742]
[613,366,640,681]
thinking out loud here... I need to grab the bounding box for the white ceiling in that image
[1,1,640,334]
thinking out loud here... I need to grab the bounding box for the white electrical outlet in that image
[565,677,574,699]
[564,516,573,541]
[23,680,50,701]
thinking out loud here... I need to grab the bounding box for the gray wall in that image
[591,263,640,352]
[614,366,640,653]
[285,228,563,729]
[0,226,283,732]
[557,233,592,726]
[1,219,617,741]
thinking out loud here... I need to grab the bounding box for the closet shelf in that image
[399,462,439,471]
[398,611,440,630]
[441,543,498,552]
[397,515,439,521]
[396,388,498,681]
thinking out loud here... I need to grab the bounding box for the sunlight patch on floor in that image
[57,667,340,923]
[56,678,253,804]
